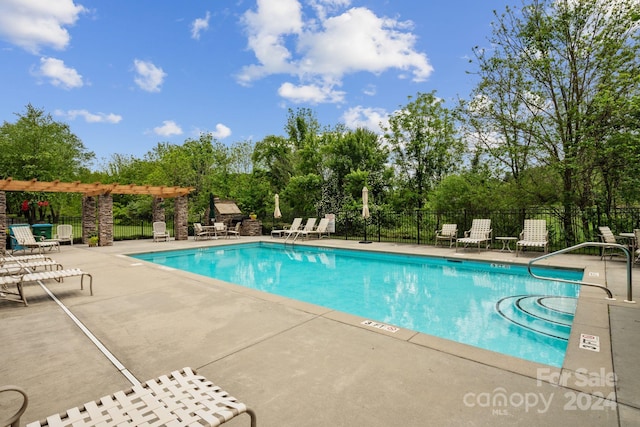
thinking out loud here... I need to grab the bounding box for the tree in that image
[469,0,640,243]
[0,104,95,219]
[285,108,323,176]
[383,91,464,210]
[0,104,94,181]
[319,126,391,213]
[252,135,294,192]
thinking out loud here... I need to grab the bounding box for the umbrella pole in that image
[359,217,372,244]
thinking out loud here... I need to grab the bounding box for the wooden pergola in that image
[0,178,192,197]
[0,178,195,249]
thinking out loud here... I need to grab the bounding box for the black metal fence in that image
[10,206,640,254]
[8,216,174,243]
[325,207,640,254]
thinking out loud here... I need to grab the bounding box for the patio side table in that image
[496,236,517,253]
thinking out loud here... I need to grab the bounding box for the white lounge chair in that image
[456,219,492,252]
[23,367,256,427]
[516,219,549,257]
[0,268,92,306]
[10,225,60,254]
[286,218,317,242]
[152,221,170,242]
[307,218,330,239]
[0,259,63,275]
[435,224,458,248]
[0,254,51,264]
[282,218,305,239]
[273,217,302,238]
[598,226,623,259]
[54,224,73,245]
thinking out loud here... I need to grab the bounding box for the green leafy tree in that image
[469,0,640,243]
[0,104,95,219]
[252,135,294,192]
[383,91,464,211]
[286,108,324,176]
[319,126,391,213]
[0,104,94,181]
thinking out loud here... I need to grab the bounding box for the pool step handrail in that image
[527,242,635,303]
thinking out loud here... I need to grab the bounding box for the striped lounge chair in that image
[516,219,549,257]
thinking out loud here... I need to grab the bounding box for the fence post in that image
[417,209,422,245]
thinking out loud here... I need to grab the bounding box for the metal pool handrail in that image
[527,242,636,303]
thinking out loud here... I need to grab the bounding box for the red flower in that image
[21,200,29,211]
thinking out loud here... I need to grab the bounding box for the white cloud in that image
[238,1,432,103]
[133,59,166,92]
[298,8,432,81]
[55,109,122,123]
[278,81,345,104]
[238,0,303,84]
[0,0,86,53]
[308,0,352,21]
[341,106,389,133]
[209,123,232,139]
[37,57,83,89]
[154,120,182,136]
[191,11,211,40]
[363,84,376,96]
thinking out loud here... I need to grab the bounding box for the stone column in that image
[152,197,165,222]
[241,219,263,236]
[174,196,188,240]
[82,196,97,244]
[0,191,6,253]
[98,193,114,246]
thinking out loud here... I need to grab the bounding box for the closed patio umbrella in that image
[208,193,216,224]
[274,194,282,219]
[362,187,370,219]
[360,186,371,244]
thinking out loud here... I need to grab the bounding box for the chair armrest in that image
[0,386,28,427]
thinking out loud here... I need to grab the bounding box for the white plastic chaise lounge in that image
[10,225,60,254]
[282,217,306,239]
[273,217,302,238]
[306,218,330,239]
[21,367,256,427]
[54,224,73,245]
[286,218,317,242]
[516,219,549,257]
[152,221,170,242]
[456,219,492,252]
[0,268,92,306]
[435,223,458,248]
[0,254,52,264]
[0,258,63,275]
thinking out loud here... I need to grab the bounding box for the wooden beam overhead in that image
[0,178,194,198]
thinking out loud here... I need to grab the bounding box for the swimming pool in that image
[131,242,583,367]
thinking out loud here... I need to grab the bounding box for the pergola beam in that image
[0,178,194,197]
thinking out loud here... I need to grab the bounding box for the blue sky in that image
[0,0,514,166]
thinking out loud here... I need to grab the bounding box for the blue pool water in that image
[131,243,582,367]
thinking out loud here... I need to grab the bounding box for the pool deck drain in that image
[1,237,638,426]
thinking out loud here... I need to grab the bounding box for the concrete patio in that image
[1,237,639,426]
